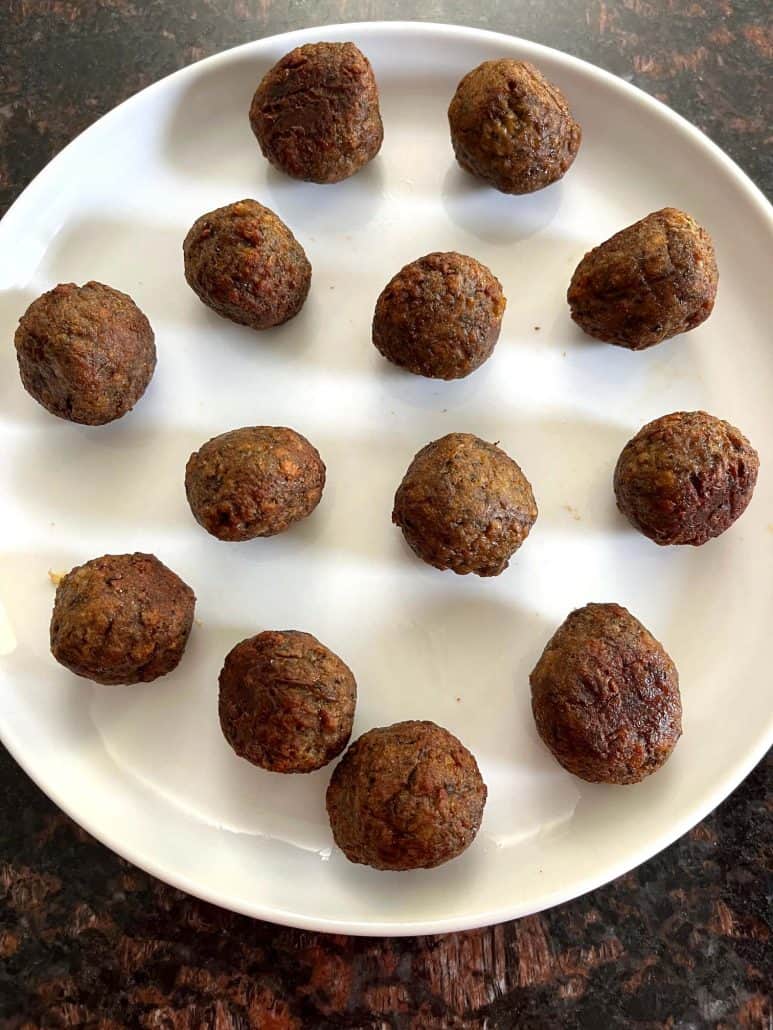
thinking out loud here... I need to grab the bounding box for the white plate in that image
[0,22,771,936]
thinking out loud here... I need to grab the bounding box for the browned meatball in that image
[372,252,506,380]
[183,199,311,330]
[393,433,537,577]
[15,282,156,425]
[50,554,195,685]
[568,208,718,349]
[219,630,356,773]
[326,720,487,870]
[448,59,581,195]
[530,603,681,784]
[250,42,383,184]
[614,411,759,546]
[185,426,325,541]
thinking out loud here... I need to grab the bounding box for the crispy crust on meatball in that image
[326,720,487,870]
[250,42,383,183]
[530,603,681,784]
[448,59,581,194]
[50,553,195,685]
[392,433,537,577]
[185,426,325,541]
[568,208,718,349]
[373,252,506,380]
[15,281,156,425]
[614,410,759,546]
[183,199,311,330]
[219,630,357,773]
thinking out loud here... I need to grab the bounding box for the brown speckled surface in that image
[0,2,771,1027]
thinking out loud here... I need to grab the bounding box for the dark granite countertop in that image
[0,2,770,1027]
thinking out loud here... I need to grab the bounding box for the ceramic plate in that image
[0,22,771,935]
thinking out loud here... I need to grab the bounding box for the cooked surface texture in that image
[219,630,356,774]
[250,42,383,183]
[15,281,156,425]
[326,720,487,870]
[530,603,682,784]
[392,432,537,577]
[372,251,506,380]
[183,199,311,329]
[614,410,758,545]
[448,59,581,194]
[185,426,325,541]
[50,553,195,685]
[568,208,718,349]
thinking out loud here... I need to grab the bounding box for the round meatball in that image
[185,426,325,541]
[530,603,681,784]
[372,252,506,380]
[50,553,195,685]
[219,630,356,773]
[393,433,537,577]
[183,199,311,330]
[14,281,156,425]
[250,42,383,183]
[448,59,581,194]
[568,208,718,349]
[614,410,759,546]
[326,720,487,870]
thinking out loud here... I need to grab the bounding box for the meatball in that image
[219,630,356,773]
[183,199,311,330]
[185,426,325,541]
[50,553,195,685]
[393,433,537,577]
[448,59,581,194]
[15,281,156,425]
[568,208,718,349]
[372,252,506,380]
[250,42,383,183]
[530,603,681,784]
[326,720,487,870]
[614,410,759,546]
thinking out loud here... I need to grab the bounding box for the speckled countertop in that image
[0,3,771,1027]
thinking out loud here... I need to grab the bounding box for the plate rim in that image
[0,19,771,936]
